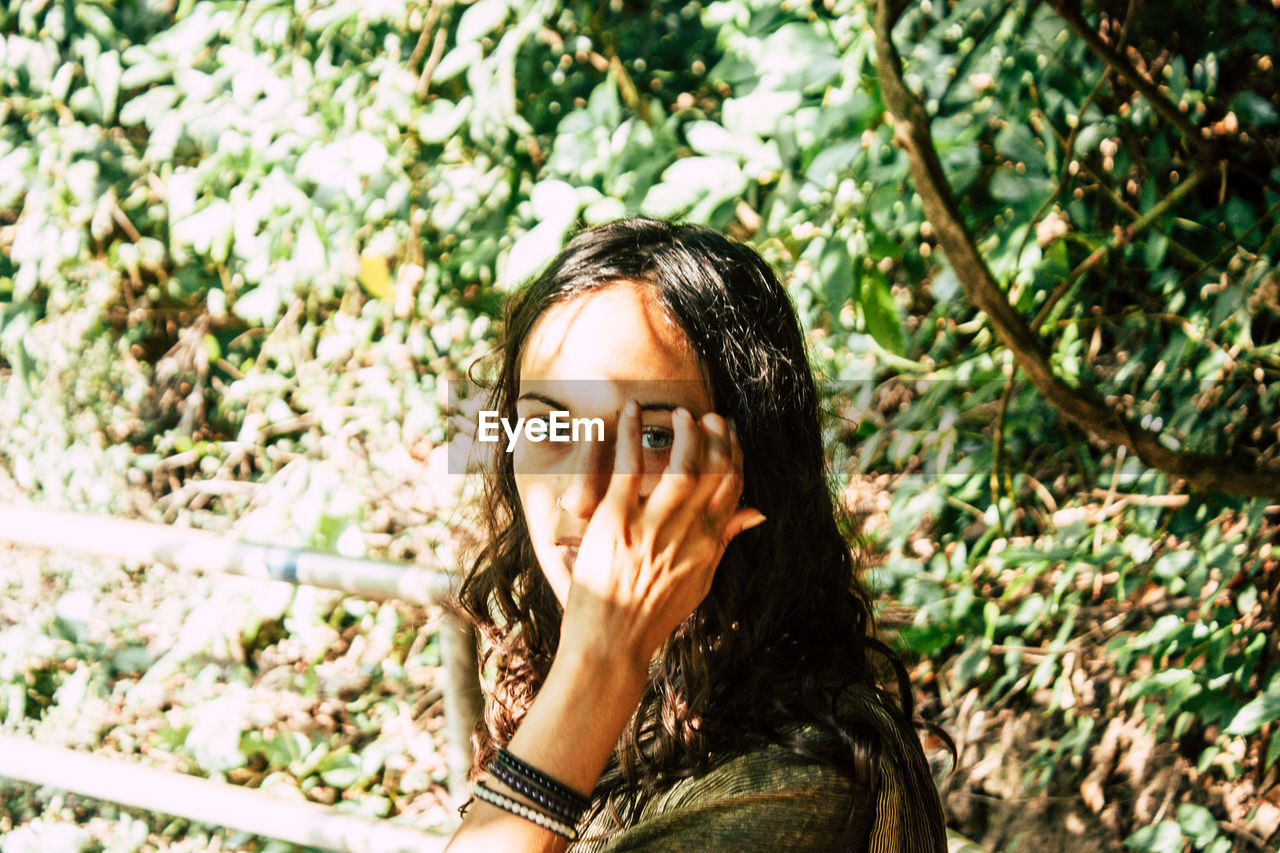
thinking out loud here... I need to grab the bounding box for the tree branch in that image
[872,0,1280,500]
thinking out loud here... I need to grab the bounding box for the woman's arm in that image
[442,641,647,851]
[445,403,764,852]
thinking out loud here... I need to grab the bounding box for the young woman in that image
[445,218,948,852]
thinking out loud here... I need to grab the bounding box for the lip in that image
[554,539,580,571]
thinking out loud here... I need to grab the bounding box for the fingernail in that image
[625,400,639,418]
[746,513,767,530]
[674,407,690,421]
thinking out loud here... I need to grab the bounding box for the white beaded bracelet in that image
[473,780,579,841]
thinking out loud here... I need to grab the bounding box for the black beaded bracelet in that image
[473,781,579,841]
[488,759,586,825]
[495,749,591,812]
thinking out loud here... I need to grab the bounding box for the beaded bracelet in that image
[473,781,579,841]
[488,759,586,825]
[496,749,591,812]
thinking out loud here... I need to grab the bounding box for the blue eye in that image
[641,428,673,451]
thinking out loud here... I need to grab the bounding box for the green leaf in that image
[1225,686,1280,736]
[1129,668,1195,699]
[859,270,903,355]
[640,156,745,220]
[815,239,854,310]
[722,90,803,137]
[1144,231,1169,269]
[1267,730,1280,771]
[995,123,1042,168]
[757,22,841,94]
[416,97,471,144]
[989,171,1054,207]
[456,0,510,44]
[1175,803,1218,843]
[1124,821,1184,852]
[1230,91,1278,126]
[92,50,122,123]
[318,751,362,788]
[119,85,180,128]
[433,42,482,82]
[898,623,954,656]
[805,140,861,190]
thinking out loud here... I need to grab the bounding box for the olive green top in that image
[569,713,946,853]
[570,746,867,852]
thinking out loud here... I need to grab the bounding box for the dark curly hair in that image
[454,217,948,846]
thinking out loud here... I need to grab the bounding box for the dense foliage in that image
[1,0,1277,850]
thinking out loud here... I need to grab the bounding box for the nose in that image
[556,440,613,520]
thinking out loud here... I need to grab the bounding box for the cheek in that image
[515,475,554,535]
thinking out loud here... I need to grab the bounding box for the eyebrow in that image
[516,393,685,412]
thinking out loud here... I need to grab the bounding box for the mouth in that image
[554,540,580,571]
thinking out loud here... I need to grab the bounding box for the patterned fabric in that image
[568,700,947,853]
[569,745,871,853]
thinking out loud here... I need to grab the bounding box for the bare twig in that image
[408,1,439,67]
[991,361,1017,534]
[1093,445,1124,553]
[110,198,142,243]
[415,0,449,101]
[1215,820,1272,851]
[1086,489,1189,507]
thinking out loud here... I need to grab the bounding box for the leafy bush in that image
[1,0,1277,850]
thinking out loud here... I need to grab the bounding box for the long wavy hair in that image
[454,218,947,844]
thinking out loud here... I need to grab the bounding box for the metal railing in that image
[0,503,471,852]
[0,502,996,853]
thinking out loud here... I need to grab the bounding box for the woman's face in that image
[513,284,714,606]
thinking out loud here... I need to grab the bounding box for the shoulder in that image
[662,741,867,810]
[572,744,872,853]
[570,685,949,853]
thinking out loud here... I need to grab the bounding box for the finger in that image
[687,412,734,508]
[721,507,767,544]
[643,408,703,519]
[602,399,644,511]
[652,413,737,535]
[727,416,743,474]
[668,407,703,477]
[704,416,744,517]
[699,413,734,476]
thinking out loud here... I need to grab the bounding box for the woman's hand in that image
[556,400,766,677]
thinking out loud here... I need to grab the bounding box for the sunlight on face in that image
[514,284,714,606]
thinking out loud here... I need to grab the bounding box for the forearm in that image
[444,647,648,852]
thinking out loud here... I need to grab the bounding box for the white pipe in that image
[0,734,449,853]
[0,503,454,605]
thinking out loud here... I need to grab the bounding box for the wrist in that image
[551,636,650,700]
[498,639,650,803]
